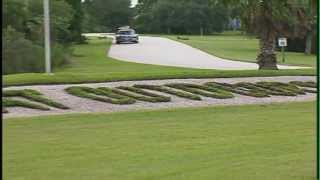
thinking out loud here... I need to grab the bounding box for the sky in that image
[131,0,138,7]
[81,0,138,7]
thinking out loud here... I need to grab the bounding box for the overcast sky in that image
[82,0,138,7]
[131,0,138,6]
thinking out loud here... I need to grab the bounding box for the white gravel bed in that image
[3,76,317,118]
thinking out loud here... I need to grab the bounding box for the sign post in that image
[278,37,287,63]
[44,0,52,74]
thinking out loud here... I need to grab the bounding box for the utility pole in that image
[44,0,52,74]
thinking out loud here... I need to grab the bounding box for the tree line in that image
[3,0,317,73]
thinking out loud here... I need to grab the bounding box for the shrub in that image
[3,89,69,109]
[205,82,269,97]
[115,86,171,103]
[2,27,72,74]
[255,82,305,96]
[2,98,50,111]
[166,83,234,99]
[290,81,317,88]
[2,27,44,74]
[133,84,202,100]
[65,86,136,104]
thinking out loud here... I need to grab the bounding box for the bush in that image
[133,84,202,101]
[165,83,234,99]
[205,82,269,97]
[2,98,50,111]
[65,86,136,105]
[255,82,305,96]
[3,27,45,74]
[3,89,69,109]
[2,27,72,74]
[115,86,171,103]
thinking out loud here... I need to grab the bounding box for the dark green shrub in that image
[255,82,305,96]
[133,84,202,100]
[205,82,269,97]
[289,81,317,88]
[166,83,234,99]
[3,89,69,109]
[2,27,44,74]
[2,98,50,111]
[65,86,135,104]
[116,86,171,102]
[2,27,72,75]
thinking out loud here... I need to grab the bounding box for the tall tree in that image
[134,0,229,34]
[65,0,85,43]
[83,0,133,32]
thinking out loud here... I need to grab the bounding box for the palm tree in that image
[222,0,311,70]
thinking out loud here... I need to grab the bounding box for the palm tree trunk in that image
[257,27,278,70]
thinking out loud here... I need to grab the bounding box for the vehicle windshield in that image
[118,30,135,35]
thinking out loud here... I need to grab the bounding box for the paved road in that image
[108,36,306,70]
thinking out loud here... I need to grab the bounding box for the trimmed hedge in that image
[165,83,234,99]
[290,81,317,88]
[2,98,50,111]
[3,89,69,110]
[116,86,171,103]
[204,82,269,97]
[254,82,305,96]
[65,86,136,105]
[133,84,202,101]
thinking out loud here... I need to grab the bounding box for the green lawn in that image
[3,37,315,87]
[4,102,316,180]
[165,32,316,67]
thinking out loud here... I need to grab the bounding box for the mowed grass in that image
[3,37,315,87]
[165,32,316,67]
[4,102,316,180]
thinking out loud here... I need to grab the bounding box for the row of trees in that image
[82,0,133,33]
[3,0,84,74]
[134,0,230,34]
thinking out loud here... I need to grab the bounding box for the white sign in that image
[278,38,287,47]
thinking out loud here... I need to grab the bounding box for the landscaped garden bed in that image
[3,80,317,114]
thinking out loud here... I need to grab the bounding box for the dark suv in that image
[115,28,139,44]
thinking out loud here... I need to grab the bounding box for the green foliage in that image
[3,89,69,109]
[255,82,305,95]
[116,86,171,102]
[2,98,50,111]
[133,84,202,100]
[26,0,75,44]
[82,0,133,32]
[134,0,229,34]
[290,81,317,88]
[3,0,82,75]
[65,86,136,105]
[2,27,44,74]
[165,83,234,99]
[65,0,85,43]
[205,82,270,97]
